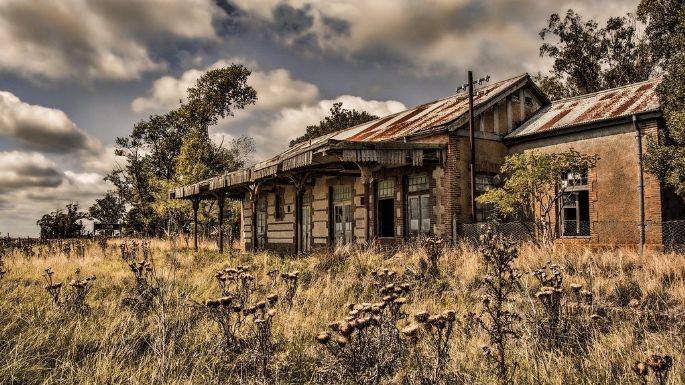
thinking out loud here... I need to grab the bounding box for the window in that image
[407,174,430,235]
[560,191,590,236]
[408,174,429,193]
[256,197,267,249]
[274,189,284,220]
[334,204,354,245]
[525,96,533,106]
[408,194,430,235]
[333,185,353,201]
[377,179,395,238]
[560,170,588,188]
[378,179,395,199]
[511,94,520,102]
[475,174,495,222]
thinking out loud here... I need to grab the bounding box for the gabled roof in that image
[170,73,542,199]
[254,73,541,170]
[506,78,662,141]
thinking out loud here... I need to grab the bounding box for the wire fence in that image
[458,220,685,252]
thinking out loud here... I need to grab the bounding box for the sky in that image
[0,0,640,236]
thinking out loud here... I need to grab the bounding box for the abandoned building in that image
[170,73,685,253]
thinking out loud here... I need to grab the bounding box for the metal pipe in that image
[468,70,476,222]
[633,115,645,256]
[217,193,225,253]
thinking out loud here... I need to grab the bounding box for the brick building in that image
[170,74,685,253]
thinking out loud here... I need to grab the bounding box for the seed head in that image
[316,332,331,344]
[631,361,648,377]
[401,324,419,337]
[414,311,429,323]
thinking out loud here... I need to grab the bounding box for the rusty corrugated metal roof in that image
[507,78,662,139]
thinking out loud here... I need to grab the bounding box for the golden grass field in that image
[1,238,683,384]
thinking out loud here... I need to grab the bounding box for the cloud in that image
[0,0,222,81]
[233,95,406,159]
[0,91,101,153]
[0,151,63,193]
[131,59,319,113]
[224,0,640,77]
[0,150,113,236]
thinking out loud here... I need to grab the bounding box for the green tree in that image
[477,150,598,244]
[289,102,378,147]
[639,0,685,198]
[36,203,88,239]
[537,9,654,100]
[108,64,257,236]
[88,191,125,224]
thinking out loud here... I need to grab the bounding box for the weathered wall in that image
[508,119,663,247]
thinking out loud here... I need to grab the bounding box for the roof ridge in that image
[288,73,530,147]
[550,77,662,104]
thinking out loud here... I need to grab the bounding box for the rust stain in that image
[539,109,572,131]
[611,93,643,117]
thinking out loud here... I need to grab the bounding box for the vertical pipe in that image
[217,193,225,253]
[192,197,200,251]
[634,115,645,256]
[468,70,476,222]
[251,189,258,250]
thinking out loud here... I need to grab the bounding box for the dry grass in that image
[0,238,684,384]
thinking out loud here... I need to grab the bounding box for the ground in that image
[0,238,683,384]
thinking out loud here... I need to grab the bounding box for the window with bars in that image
[408,174,429,193]
[333,185,353,201]
[560,191,590,236]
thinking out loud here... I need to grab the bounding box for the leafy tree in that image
[537,9,654,100]
[36,203,88,239]
[289,102,378,147]
[88,191,125,224]
[476,150,598,244]
[639,0,685,198]
[108,64,257,236]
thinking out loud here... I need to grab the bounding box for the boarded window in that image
[408,174,429,193]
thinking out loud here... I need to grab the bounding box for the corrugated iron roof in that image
[507,78,662,140]
[250,73,530,172]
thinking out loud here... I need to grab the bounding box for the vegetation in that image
[537,9,654,100]
[36,203,88,239]
[0,238,683,384]
[106,64,257,237]
[289,102,379,147]
[476,149,598,244]
[639,0,685,199]
[88,191,125,225]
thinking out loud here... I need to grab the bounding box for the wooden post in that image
[192,197,200,251]
[251,187,258,250]
[294,188,302,254]
[217,192,225,253]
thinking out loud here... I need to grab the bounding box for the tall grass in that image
[0,239,683,384]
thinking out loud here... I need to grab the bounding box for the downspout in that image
[633,115,645,256]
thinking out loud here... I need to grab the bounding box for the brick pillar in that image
[442,133,461,240]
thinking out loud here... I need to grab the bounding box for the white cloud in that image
[0,0,221,81]
[238,95,406,159]
[0,91,103,153]
[131,59,319,113]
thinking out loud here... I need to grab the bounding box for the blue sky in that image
[0,0,638,236]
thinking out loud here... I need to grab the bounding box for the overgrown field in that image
[1,238,684,384]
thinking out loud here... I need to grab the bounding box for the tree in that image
[88,191,125,224]
[476,150,598,244]
[36,203,88,239]
[537,9,654,100]
[108,64,257,236]
[289,102,378,147]
[639,0,685,198]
